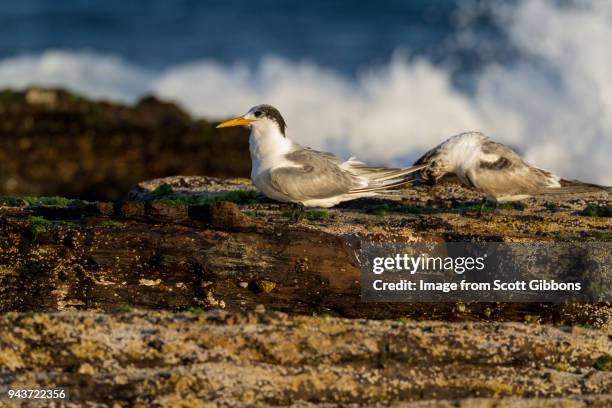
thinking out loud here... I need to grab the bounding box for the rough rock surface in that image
[0,176,609,322]
[0,176,610,406]
[0,311,610,406]
[0,88,250,200]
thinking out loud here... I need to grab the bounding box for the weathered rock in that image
[0,176,610,405]
[0,88,250,200]
[0,311,610,406]
[0,176,610,325]
[128,175,254,201]
[189,201,261,231]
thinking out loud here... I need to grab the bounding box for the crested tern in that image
[216,104,426,207]
[414,131,608,203]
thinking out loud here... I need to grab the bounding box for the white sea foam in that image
[0,0,610,184]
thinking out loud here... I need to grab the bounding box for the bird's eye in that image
[254,111,262,118]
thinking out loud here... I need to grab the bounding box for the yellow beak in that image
[216,116,253,128]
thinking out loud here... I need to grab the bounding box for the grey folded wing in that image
[267,149,362,200]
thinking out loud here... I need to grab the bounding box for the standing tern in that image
[414,131,608,204]
[216,104,426,208]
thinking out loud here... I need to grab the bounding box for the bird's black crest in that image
[253,104,287,136]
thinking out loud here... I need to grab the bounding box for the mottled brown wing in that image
[469,141,555,197]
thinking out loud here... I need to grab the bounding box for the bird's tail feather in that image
[348,178,416,194]
[347,163,427,181]
[538,179,611,195]
[348,164,427,194]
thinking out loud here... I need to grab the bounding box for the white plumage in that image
[415,132,605,202]
[217,104,425,207]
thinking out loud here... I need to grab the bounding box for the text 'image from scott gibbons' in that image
[361,242,611,302]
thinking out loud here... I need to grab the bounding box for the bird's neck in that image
[249,126,294,162]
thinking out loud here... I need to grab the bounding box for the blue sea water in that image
[0,0,610,184]
[0,0,506,75]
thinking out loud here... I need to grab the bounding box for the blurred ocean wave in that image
[0,0,610,184]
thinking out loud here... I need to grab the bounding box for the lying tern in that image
[216,104,426,207]
[414,131,608,204]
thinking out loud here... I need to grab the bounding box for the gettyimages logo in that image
[372,253,486,275]
[360,242,611,303]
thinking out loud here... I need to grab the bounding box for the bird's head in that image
[216,104,287,137]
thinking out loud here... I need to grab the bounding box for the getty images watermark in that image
[360,242,611,302]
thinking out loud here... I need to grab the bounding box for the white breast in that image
[248,125,300,201]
